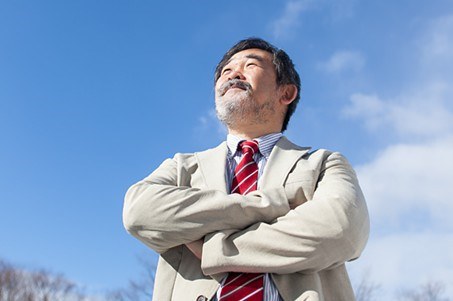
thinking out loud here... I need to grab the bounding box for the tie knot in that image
[239,140,259,156]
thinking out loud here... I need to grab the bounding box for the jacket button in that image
[196,296,208,301]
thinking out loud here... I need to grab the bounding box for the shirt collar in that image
[226,132,283,158]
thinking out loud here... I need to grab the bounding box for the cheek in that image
[250,72,273,88]
[214,82,222,94]
[252,79,274,94]
[214,82,225,98]
[215,78,226,90]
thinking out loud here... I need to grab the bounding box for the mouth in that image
[225,85,246,94]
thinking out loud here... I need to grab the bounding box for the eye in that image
[222,68,232,75]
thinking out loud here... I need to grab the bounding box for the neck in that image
[228,125,282,140]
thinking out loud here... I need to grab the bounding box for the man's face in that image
[215,48,281,127]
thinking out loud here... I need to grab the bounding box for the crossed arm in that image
[123,151,369,275]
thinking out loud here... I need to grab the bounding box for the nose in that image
[227,67,246,81]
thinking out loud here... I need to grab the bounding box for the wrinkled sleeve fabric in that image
[201,151,370,275]
[123,153,291,254]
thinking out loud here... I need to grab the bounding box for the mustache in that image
[217,79,252,96]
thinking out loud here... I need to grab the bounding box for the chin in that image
[215,105,245,126]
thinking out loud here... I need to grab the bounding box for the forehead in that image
[226,48,274,65]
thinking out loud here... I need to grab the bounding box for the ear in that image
[279,84,298,105]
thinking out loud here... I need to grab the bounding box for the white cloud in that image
[271,0,313,39]
[415,14,453,87]
[195,109,226,139]
[343,14,453,297]
[343,13,453,138]
[349,232,453,299]
[419,14,453,65]
[343,82,453,139]
[317,50,365,73]
[328,0,358,20]
[270,0,358,39]
[355,136,453,230]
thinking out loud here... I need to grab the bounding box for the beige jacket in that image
[123,137,369,301]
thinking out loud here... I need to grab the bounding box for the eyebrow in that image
[224,53,266,67]
[244,54,265,62]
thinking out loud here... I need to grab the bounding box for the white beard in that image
[215,89,275,128]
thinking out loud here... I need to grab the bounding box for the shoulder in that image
[171,141,228,168]
[280,136,353,169]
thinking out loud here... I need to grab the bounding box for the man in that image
[123,38,369,301]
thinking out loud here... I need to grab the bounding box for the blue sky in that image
[1,0,453,299]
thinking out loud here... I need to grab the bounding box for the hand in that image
[185,240,203,260]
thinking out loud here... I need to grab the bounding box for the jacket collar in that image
[195,137,311,191]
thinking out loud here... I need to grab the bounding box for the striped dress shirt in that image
[212,132,283,301]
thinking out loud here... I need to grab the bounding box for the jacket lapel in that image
[260,136,311,188]
[195,142,229,193]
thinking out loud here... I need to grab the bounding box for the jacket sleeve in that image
[200,151,370,275]
[123,153,291,254]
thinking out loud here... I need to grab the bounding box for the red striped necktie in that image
[219,140,264,301]
[230,140,259,194]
